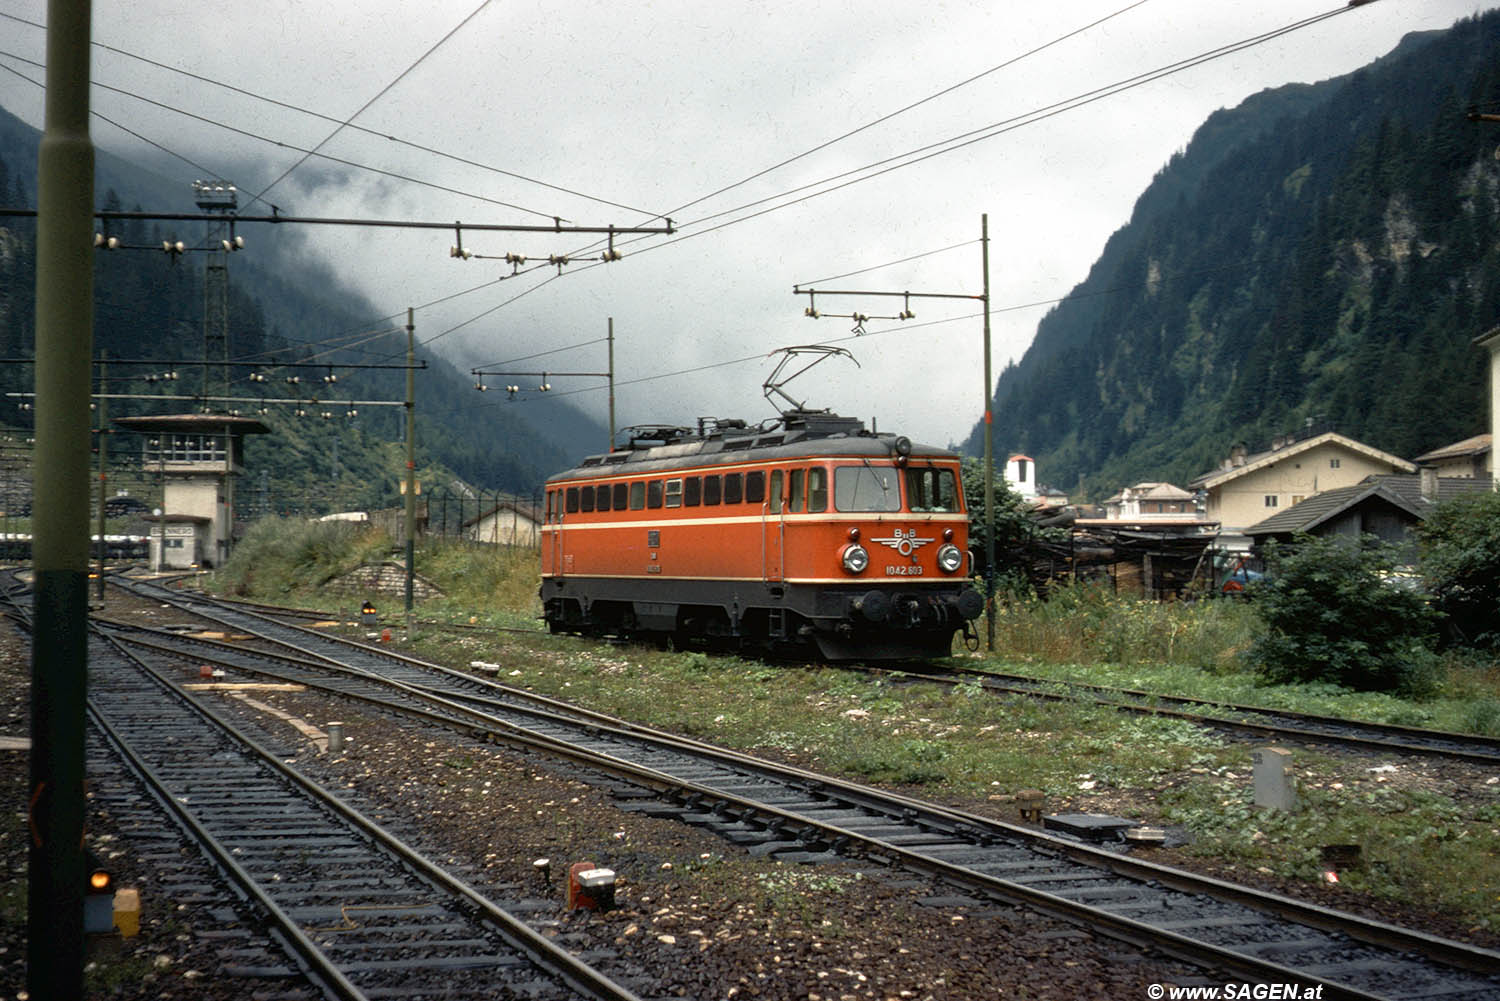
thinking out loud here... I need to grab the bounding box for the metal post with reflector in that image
[84,855,113,934]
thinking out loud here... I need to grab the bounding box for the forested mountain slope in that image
[965,14,1500,498]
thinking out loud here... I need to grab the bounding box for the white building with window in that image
[1188,431,1415,543]
[1005,454,1037,500]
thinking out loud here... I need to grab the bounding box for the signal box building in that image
[114,414,271,569]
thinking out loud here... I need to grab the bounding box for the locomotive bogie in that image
[540,416,983,661]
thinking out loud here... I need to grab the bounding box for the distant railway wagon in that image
[540,411,984,660]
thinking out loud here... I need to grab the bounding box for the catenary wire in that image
[630,0,1155,229]
[408,4,1357,392]
[0,47,564,222]
[0,9,660,219]
[251,0,494,210]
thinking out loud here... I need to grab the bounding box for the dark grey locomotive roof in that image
[547,411,959,484]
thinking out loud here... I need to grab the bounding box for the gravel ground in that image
[1,585,1496,999]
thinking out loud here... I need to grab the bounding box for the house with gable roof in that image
[1102,482,1200,522]
[1413,433,1491,481]
[1188,430,1416,544]
[1244,470,1485,547]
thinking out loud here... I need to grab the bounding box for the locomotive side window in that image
[612,482,628,510]
[566,487,580,514]
[905,467,960,512]
[545,490,554,523]
[787,469,805,513]
[664,479,683,508]
[834,465,901,512]
[647,480,664,508]
[724,473,743,504]
[596,484,612,512]
[684,477,702,506]
[629,482,645,510]
[808,467,828,513]
[580,486,595,513]
[745,470,765,504]
[703,475,721,506]
[768,470,783,513]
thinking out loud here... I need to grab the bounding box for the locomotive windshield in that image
[905,467,961,512]
[834,464,902,512]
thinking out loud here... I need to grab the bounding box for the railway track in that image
[5,575,648,1001]
[93,575,1500,1000]
[187,582,1500,766]
[874,664,1500,765]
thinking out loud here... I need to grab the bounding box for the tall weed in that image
[989,583,1257,670]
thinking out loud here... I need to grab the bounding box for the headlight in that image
[841,544,869,574]
[937,543,963,574]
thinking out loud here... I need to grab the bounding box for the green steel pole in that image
[607,317,616,451]
[29,0,94,996]
[94,353,106,603]
[981,214,996,651]
[404,307,416,617]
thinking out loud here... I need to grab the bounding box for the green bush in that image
[1246,534,1437,694]
[1419,491,1500,650]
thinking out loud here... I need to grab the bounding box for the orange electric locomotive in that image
[540,409,984,660]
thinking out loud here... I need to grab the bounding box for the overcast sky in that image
[1,0,1495,458]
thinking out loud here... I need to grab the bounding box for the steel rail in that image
[878,665,1500,765]
[90,630,647,1001]
[100,604,1500,998]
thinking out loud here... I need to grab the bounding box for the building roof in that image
[1190,431,1415,490]
[144,513,213,524]
[1243,474,1491,537]
[114,414,272,435]
[1363,473,1492,507]
[1128,482,1195,500]
[462,500,542,529]
[1412,433,1491,465]
[1242,482,1419,537]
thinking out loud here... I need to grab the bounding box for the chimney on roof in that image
[1229,443,1248,467]
[1419,465,1438,503]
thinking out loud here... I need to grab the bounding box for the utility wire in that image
[555,3,1351,278]
[0,47,565,220]
[633,0,1155,229]
[473,337,610,371]
[0,9,659,219]
[252,0,494,211]
[385,4,1358,387]
[793,241,978,288]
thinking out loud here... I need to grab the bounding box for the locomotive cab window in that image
[905,467,960,512]
[834,465,900,512]
[629,482,646,510]
[768,470,783,513]
[664,479,683,508]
